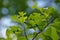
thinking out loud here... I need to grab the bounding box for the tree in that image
[0,0,60,40]
[6,7,60,40]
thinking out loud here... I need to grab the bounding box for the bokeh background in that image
[0,0,60,39]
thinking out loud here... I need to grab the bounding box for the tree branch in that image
[24,26,28,40]
[21,23,28,40]
[32,16,57,40]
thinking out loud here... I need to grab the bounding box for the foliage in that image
[6,7,60,40]
[0,0,60,40]
[0,0,28,18]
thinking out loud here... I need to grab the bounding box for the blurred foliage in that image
[0,38,6,40]
[6,26,26,40]
[0,0,28,18]
[0,0,60,40]
[55,0,60,3]
[8,0,28,13]
[6,7,60,40]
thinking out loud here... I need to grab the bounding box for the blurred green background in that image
[0,0,60,40]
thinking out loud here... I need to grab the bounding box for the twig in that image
[22,23,28,40]
[24,26,28,40]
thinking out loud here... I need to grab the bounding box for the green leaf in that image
[52,18,60,32]
[19,12,26,17]
[51,27,58,40]
[32,2,37,9]
[6,26,22,40]
[44,27,58,40]
[11,12,27,23]
[11,15,18,22]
